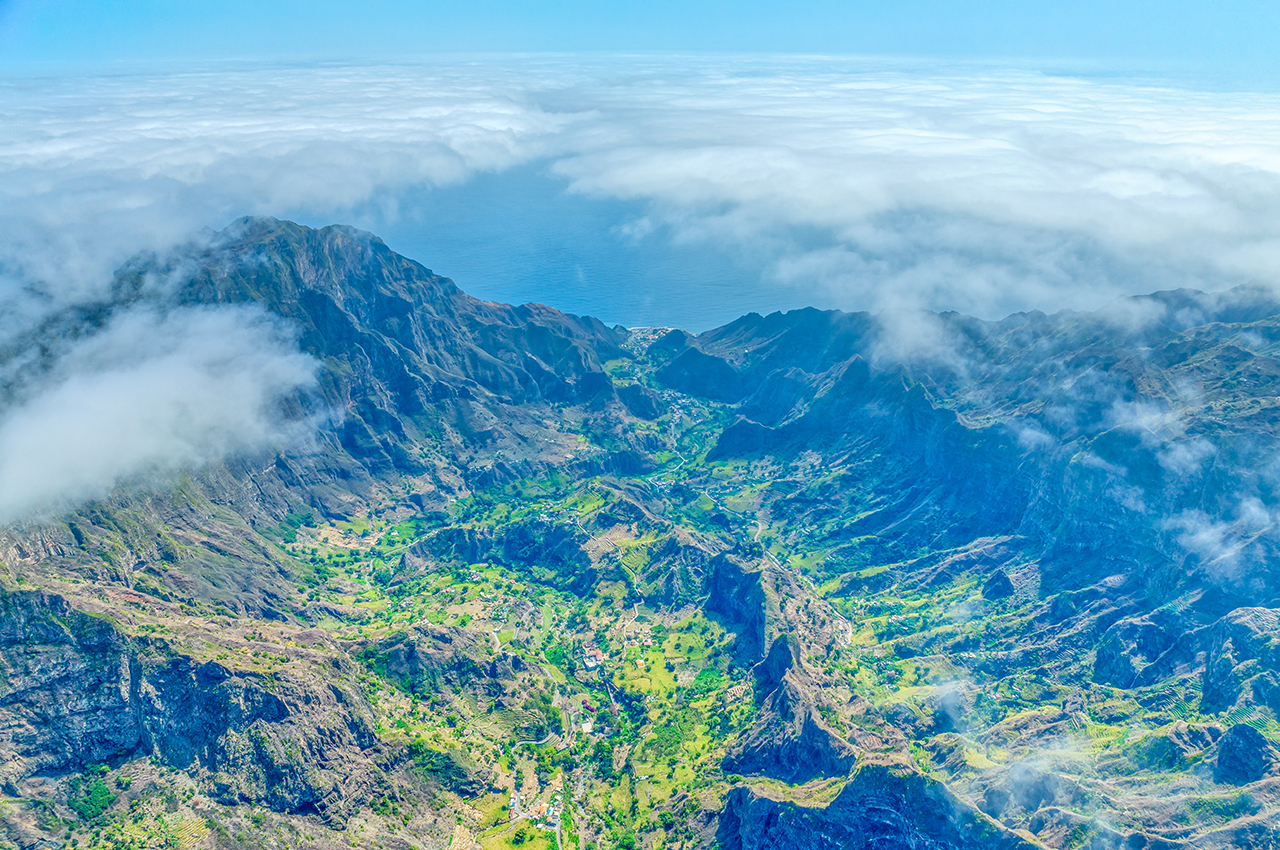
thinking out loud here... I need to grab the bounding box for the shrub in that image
[67,777,115,821]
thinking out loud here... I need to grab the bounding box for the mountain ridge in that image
[3,218,1280,849]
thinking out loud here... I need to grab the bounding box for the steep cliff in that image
[717,755,1038,850]
[722,635,858,783]
[0,588,383,822]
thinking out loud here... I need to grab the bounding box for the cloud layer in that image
[551,59,1280,316]
[6,58,1280,321]
[0,62,570,322]
[4,56,1280,522]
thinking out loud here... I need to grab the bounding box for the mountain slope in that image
[3,220,1280,850]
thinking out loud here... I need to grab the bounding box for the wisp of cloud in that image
[0,305,318,524]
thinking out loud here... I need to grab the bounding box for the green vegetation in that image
[67,770,115,822]
[19,273,1280,850]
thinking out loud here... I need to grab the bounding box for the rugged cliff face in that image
[644,287,1280,848]
[1,217,637,615]
[0,588,383,823]
[361,624,526,704]
[717,755,1037,850]
[722,635,858,783]
[161,218,628,451]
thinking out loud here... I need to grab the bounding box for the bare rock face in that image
[704,556,770,663]
[1096,607,1280,716]
[416,519,597,595]
[173,664,384,821]
[1201,608,1280,715]
[361,624,525,700]
[704,554,851,668]
[981,570,1015,601]
[716,754,1038,850]
[1093,611,1182,688]
[0,589,144,775]
[0,588,382,822]
[1213,724,1280,785]
[723,635,858,783]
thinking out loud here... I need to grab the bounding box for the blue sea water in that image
[293,164,833,333]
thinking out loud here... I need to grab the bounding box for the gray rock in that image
[982,570,1015,600]
[722,635,858,784]
[1213,724,1279,785]
[0,588,383,823]
[717,754,1038,850]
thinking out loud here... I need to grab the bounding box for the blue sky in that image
[2,0,1279,87]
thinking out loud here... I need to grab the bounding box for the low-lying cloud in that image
[550,59,1280,316]
[4,55,1280,522]
[1165,498,1277,583]
[0,305,318,524]
[0,62,569,325]
[5,58,1280,323]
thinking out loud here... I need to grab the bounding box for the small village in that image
[364,552,738,850]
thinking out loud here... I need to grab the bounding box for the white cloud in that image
[1157,438,1216,478]
[1013,422,1055,451]
[5,56,1280,521]
[6,58,1280,325]
[0,62,573,325]
[554,62,1280,315]
[1166,497,1279,582]
[0,305,318,524]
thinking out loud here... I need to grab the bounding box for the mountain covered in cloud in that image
[4,220,1280,849]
